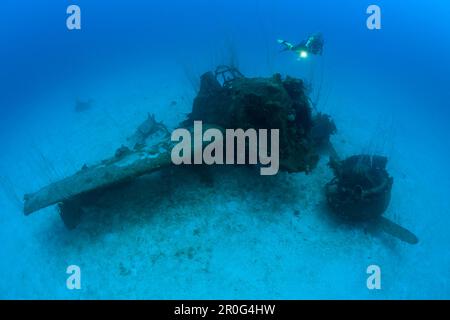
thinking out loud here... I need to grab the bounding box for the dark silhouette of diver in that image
[278,33,324,59]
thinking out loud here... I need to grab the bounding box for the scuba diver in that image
[277,33,324,59]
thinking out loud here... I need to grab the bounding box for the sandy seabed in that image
[0,63,449,299]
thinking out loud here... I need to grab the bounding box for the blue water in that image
[0,0,449,299]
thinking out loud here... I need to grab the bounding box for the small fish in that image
[75,98,93,112]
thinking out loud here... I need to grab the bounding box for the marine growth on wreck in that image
[22,66,417,245]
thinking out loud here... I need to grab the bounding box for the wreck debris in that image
[326,155,393,222]
[23,65,421,245]
[325,155,418,244]
[184,70,328,173]
[311,112,337,147]
[24,113,174,219]
[22,66,419,247]
[23,121,222,223]
[114,145,132,159]
[24,67,338,229]
[126,113,170,148]
[23,145,173,216]
[214,65,244,88]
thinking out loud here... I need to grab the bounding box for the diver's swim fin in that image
[277,39,294,51]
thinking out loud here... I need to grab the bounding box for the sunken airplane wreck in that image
[23,66,418,244]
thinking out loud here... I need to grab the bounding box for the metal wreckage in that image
[23,65,418,245]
